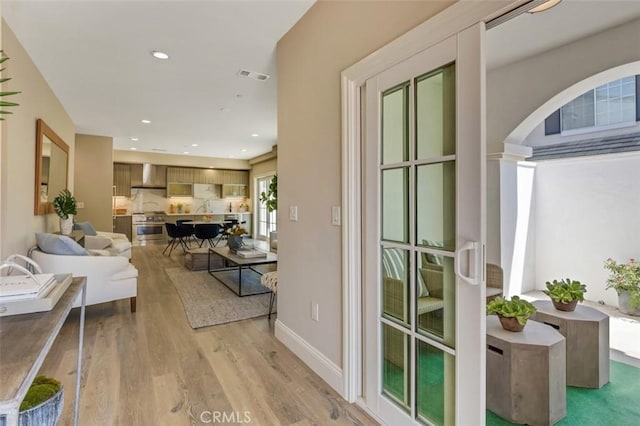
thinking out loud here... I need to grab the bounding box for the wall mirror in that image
[34,118,69,215]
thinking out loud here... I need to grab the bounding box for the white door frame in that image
[339,0,523,412]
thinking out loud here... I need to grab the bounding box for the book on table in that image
[233,248,268,259]
[0,273,57,301]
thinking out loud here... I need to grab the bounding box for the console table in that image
[486,315,566,426]
[532,300,610,388]
[0,277,87,426]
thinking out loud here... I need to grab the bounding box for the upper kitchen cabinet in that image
[113,163,131,197]
[167,167,194,183]
[193,168,221,184]
[130,163,143,187]
[221,170,249,185]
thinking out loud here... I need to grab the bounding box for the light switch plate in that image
[76,202,85,209]
[331,206,340,226]
[289,205,298,221]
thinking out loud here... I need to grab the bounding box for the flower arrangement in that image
[226,225,247,236]
[604,258,640,310]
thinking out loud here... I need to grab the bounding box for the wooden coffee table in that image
[208,246,277,297]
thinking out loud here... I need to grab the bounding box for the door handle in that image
[455,241,481,286]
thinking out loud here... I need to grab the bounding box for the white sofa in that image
[84,231,132,259]
[31,248,138,312]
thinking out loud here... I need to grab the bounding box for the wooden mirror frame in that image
[34,119,69,215]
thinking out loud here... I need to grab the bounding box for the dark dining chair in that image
[176,219,195,246]
[163,223,189,255]
[194,223,221,248]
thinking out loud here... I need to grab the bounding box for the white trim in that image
[274,319,344,396]
[340,0,522,404]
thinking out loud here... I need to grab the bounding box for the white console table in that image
[0,277,86,426]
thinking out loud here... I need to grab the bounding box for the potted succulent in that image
[543,278,587,312]
[52,189,77,235]
[486,296,537,332]
[604,258,640,316]
[0,375,64,426]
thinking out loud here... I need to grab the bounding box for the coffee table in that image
[208,246,277,297]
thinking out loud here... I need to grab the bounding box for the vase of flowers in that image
[52,189,77,235]
[226,225,247,252]
[604,258,640,316]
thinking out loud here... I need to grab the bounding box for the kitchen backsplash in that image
[114,188,249,214]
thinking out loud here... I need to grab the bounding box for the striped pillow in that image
[382,248,429,297]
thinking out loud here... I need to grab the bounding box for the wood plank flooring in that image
[38,244,376,425]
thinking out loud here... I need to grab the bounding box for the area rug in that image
[166,267,273,329]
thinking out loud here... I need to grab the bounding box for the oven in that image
[132,212,167,245]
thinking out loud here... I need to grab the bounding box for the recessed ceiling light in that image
[131,137,139,141]
[130,147,137,150]
[141,119,151,124]
[191,143,198,147]
[241,149,247,152]
[251,133,259,137]
[151,50,169,60]
[183,151,189,154]
[228,155,235,158]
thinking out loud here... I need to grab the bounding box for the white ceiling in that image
[2,0,314,160]
[5,0,640,161]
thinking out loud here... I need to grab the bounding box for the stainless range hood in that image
[131,163,167,188]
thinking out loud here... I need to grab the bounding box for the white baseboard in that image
[274,319,344,396]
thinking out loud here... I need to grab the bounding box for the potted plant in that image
[486,296,537,332]
[52,189,77,235]
[0,375,64,426]
[604,258,640,316]
[226,225,248,251]
[1,50,21,120]
[543,278,587,312]
[259,175,277,250]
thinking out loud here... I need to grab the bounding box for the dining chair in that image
[194,223,221,248]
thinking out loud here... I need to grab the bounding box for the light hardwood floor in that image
[39,244,376,425]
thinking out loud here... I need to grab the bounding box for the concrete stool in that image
[261,271,278,319]
[532,300,610,388]
[486,315,566,426]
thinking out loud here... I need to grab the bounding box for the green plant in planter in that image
[604,258,640,310]
[259,175,277,213]
[52,189,77,219]
[487,296,537,327]
[20,376,61,411]
[544,278,587,304]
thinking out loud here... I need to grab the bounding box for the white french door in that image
[363,25,486,425]
[256,175,276,241]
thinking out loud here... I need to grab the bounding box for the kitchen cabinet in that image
[167,182,193,197]
[113,163,131,197]
[113,215,132,241]
[220,170,249,185]
[167,167,194,183]
[222,184,246,198]
[129,163,143,187]
[193,169,221,184]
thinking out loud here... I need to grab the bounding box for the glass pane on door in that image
[383,324,410,410]
[416,162,456,251]
[382,247,410,325]
[416,253,455,347]
[381,168,408,243]
[416,340,455,425]
[416,65,456,159]
[382,85,409,164]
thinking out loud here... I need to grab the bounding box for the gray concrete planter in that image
[618,290,640,316]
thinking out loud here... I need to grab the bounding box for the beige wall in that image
[277,0,453,367]
[74,134,113,231]
[1,20,75,258]
[113,150,250,170]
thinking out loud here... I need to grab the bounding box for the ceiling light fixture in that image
[241,149,247,152]
[131,137,139,141]
[528,0,562,13]
[183,151,189,154]
[130,147,137,150]
[191,143,198,147]
[151,50,169,60]
[141,119,151,124]
[251,133,259,137]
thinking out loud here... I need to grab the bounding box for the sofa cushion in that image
[419,264,443,299]
[382,247,429,297]
[36,233,88,256]
[88,249,112,256]
[73,221,98,236]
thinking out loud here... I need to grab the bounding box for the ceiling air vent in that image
[238,68,270,82]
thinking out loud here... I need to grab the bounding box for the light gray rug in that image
[166,267,274,329]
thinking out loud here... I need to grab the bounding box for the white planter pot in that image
[60,216,74,235]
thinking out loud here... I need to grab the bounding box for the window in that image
[256,175,276,241]
[557,77,637,134]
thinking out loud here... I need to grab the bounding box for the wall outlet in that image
[311,301,319,322]
[76,201,85,209]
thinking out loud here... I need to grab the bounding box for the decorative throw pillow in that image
[36,233,88,256]
[73,221,98,236]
